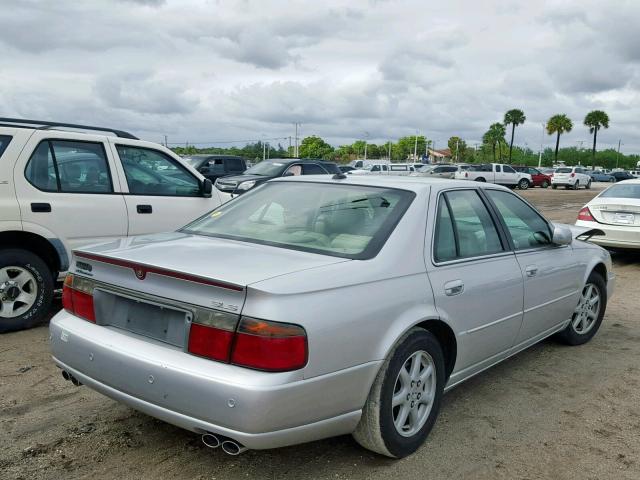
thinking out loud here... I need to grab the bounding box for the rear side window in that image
[495,165,502,172]
[0,135,12,158]
[302,163,327,175]
[503,165,515,173]
[25,140,113,193]
[434,190,504,262]
[117,145,200,196]
[224,158,245,171]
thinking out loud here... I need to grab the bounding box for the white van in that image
[349,159,390,170]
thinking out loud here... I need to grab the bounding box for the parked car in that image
[611,171,636,182]
[629,170,640,177]
[215,158,340,198]
[51,175,614,458]
[513,166,552,188]
[576,179,640,250]
[551,166,592,190]
[411,164,458,179]
[454,163,532,189]
[0,118,222,333]
[540,168,556,176]
[183,155,247,183]
[589,170,615,183]
[350,163,416,176]
[349,159,390,169]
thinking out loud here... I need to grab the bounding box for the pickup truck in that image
[454,163,532,189]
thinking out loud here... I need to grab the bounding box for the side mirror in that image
[552,225,573,246]
[201,178,213,198]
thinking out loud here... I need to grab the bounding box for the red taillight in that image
[188,323,234,361]
[570,172,575,177]
[187,316,308,372]
[578,207,595,222]
[62,274,96,323]
[465,172,468,178]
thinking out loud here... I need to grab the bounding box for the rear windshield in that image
[245,161,287,176]
[556,167,572,173]
[182,182,415,259]
[0,135,12,158]
[600,184,640,199]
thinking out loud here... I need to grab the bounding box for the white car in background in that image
[552,167,592,190]
[454,163,532,189]
[576,179,640,250]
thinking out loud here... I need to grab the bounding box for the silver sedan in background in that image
[50,176,614,458]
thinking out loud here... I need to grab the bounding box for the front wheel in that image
[609,178,615,183]
[552,184,558,189]
[586,180,592,189]
[353,328,445,458]
[518,179,529,190]
[0,249,53,333]
[557,272,606,345]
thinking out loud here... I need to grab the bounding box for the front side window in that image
[25,140,112,193]
[225,158,245,171]
[0,135,12,158]
[486,190,552,250]
[182,182,415,259]
[116,146,200,196]
[434,190,504,261]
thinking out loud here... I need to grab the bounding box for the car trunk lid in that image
[589,198,640,226]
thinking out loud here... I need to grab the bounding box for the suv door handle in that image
[136,204,152,214]
[444,280,464,296]
[31,202,51,213]
[525,265,538,277]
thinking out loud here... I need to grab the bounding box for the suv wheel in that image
[572,180,579,190]
[353,328,445,458]
[0,249,53,333]
[586,180,592,189]
[518,179,529,190]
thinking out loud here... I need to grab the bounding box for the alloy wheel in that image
[572,283,601,335]
[392,350,437,437]
[0,266,38,318]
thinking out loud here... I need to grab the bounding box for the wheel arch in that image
[0,231,66,276]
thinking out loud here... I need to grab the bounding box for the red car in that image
[513,166,552,188]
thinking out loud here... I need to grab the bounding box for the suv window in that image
[495,165,502,172]
[486,190,552,249]
[434,190,504,261]
[529,168,539,175]
[302,163,327,175]
[0,135,12,158]
[224,158,245,171]
[116,146,200,196]
[25,140,113,193]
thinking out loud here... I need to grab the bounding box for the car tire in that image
[352,328,445,458]
[586,180,592,189]
[518,179,529,190]
[552,184,558,189]
[0,249,54,333]
[541,180,549,188]
[557,271,607,346]
[475,177,486,182]
[609,178,615,183]
[572,181,579,190]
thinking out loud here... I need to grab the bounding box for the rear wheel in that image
[475,177,486,182]
[572,181,579,190]
[353,328,445,458]
[557,272,606,345]
[541,180,549,188]
[609,177,615,183]
[552,184,558,189]
[517,179,529,190]
[586,180,592,189]
[0,250,53,333]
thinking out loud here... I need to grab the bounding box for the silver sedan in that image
[50,176,614,458]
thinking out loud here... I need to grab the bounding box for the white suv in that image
[551,166,592,190]
[0,118,223,332]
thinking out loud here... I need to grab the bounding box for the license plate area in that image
[613,212,634,224]
[93,289,191,347]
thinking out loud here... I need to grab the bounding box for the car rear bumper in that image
[576,220,640,249]
[50,311,379,449]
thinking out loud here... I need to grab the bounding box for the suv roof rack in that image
[0,117,139,140]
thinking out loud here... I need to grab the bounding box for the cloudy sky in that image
[1,0,639,153]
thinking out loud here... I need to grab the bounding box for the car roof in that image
[271,174,510,193]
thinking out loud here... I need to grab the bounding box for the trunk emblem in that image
[134,268,147,280]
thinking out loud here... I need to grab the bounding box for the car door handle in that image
[136,204,152,214]
[525,265,538,277]
[31,202,51,213]
[444,280,464,296]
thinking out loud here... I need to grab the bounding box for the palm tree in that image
[546,114,573,162]
[503,109,526,163]
[482,123,506,161]
[584,110,610,166]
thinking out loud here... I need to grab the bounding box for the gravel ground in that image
[1,183,639,480]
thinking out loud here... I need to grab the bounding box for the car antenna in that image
[332,172,347,180]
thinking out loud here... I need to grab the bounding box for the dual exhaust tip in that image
[202,433,247,455]
[61,371,245,455]
[61,370,82,386]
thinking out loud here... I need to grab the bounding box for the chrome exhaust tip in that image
[201,433,221,449]
[221,440,247,456]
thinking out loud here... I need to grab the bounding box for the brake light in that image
[62,274,96,323]
[577,207,595,222]
[570,172,575,177]
[187,315,308,372]
[465,172,468,178]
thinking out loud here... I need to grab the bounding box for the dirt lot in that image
[1,183,639,480]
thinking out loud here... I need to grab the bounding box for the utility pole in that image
[455,138,459,163]
[414,132,418,161]
[537,123,544,168]
[164,135,168,147]
[294,123,300,157]
[364,132,369,161]
[288,136,292,157]
[388,141,392,161]
[263,140,266,161]
[616,139,622,168]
